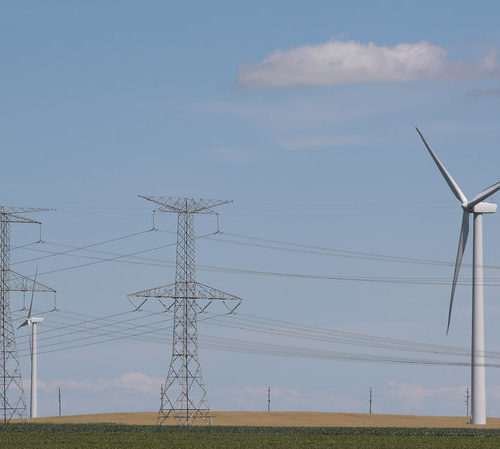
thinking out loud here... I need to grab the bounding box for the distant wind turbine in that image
[18,267,44,419]
[416,127,500,425]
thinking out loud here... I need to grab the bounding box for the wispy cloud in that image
[385,382,465,407]
[39,372,163,395]
[466,86,500,98]
[238,39,500,89]
[279,134,377,151]
[208,146,264,164]
[211,386,360,412]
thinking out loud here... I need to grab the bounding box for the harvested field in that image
[26,411,500,428]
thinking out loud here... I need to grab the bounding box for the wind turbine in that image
[416,127,500,425]
[18,268,44,419]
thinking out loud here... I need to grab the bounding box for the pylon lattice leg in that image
[0,219,26,422]
[158,211,212,425]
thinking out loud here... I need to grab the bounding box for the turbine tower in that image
[128,196,242,426]
[416,128,500,425]
[0,206,55,422]
[18,268,44,419]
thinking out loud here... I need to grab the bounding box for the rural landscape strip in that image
[2,423,500,436]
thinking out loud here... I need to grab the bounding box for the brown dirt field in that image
[26,411,500,428]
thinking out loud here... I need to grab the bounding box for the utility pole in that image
[0,206,54,422]
[369,387,373,414]
[466,387,471,422]
[128,197,242,426]
[267,386,271,412]
[58,386,61,417]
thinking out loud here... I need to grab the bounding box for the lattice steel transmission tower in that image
[0,206,55,422]
[128,196,242,426]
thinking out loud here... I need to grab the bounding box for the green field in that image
[3,424,500,448]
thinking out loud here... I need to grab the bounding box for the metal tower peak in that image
[139,196,231,214]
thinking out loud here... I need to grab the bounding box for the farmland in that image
[3,423,500,449]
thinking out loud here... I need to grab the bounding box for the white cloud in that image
[237,39,500,88]
[39,372,163,395]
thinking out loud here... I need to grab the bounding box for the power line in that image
[16,240,500,287]
[11,227,500,286]
[12,229,152,266]
[15,305,500,370]
[214,232,500,271]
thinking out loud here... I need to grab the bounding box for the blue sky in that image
[3,0,500,418]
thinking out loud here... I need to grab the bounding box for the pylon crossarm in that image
[127,282,176,310]
[139,196,232,214]
[0,207,54,224]
[127,281,242,312]
[0,214,41,224]
[128,282,177,299]
[0,207,54,215]
[9,271,56,293]
[194,282,241,301]
[194,282,242,313]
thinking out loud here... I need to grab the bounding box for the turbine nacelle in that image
[471,202,497,214]
[461,202,497,213]
[20,317,44,328]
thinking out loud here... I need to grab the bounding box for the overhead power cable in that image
[197,335,499,368]
[13,241,500,287]
[14,228,500,286]
[212,314,500,359]
[17,312,230,358]
[15,305,500,368]
[17,231,218,277]
[12,229,152,266]
[213,232,500,271]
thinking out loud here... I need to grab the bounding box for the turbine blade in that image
[17,320,28,329]
[447,210,470,334]
[27,267,38,319]
[468,181,500,208]
[416,127,468,204]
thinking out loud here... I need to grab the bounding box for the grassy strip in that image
[3,433,500,449]
[2,422,500,436]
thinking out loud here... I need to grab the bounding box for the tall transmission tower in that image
[128,196,242,426]
[0,206,55,422]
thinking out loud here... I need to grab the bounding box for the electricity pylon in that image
[0,206,55,422]
[128,197,242,426]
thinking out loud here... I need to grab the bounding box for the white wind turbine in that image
[416,127,500,425]
[18,268,44,419]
